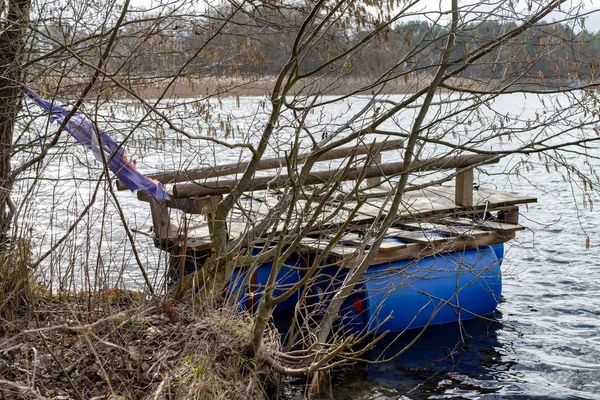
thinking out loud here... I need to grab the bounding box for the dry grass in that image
[0,293,280,399]
[0,240,34,332]
[174,309,277,400]
[35,73,493,100]
[129,75,429,98]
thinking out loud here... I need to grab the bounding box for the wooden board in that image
[338,230,517,266]
[396,221,490,238]
[450,218,525,233]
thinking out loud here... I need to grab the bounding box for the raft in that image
[128,142,535,334]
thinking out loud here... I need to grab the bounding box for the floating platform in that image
[127,142,536,333]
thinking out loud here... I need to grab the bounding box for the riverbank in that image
[0,288,280,399]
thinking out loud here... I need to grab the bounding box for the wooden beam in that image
[137,191,222,213]
[498,207,520,224]
[148,199,177,240]
[116,139,405,190]
[455,168,473,206]
[172,153,500,198]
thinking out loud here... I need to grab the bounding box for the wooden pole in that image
[172,153,499,198]
[455,168,474,206]
[116,139,404,190]
[148,199,175,239]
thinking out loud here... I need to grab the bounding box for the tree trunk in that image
[0,0,29,242]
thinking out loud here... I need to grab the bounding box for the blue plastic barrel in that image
[228,254,304,312]
[338,245,502,334]
[169,249,304,312]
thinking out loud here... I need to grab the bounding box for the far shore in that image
[130,75,486,98]
[35,74,575,100]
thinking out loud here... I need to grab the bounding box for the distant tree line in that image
[30,6,600,91]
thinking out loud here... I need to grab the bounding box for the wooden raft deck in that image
[125,141,536,264]
[134,182,535,264]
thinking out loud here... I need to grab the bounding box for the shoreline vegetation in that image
[133,75,439,98]
[0,284,282,399]
[38,75,512,99]
[36,74,586,100]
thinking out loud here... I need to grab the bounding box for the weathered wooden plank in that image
[396,221,490,238]
[149,199,176,240]
[388,230,449,243]
[420,185,537,207]
[338,230,516,265]
[352,186,536,222]
[117,139,405,190]
[297,238,351,257]
[379,239,408,251]
[450,218,525,233]
[184,238,213,251]
[498,207,520,224]
[172,154,500,198]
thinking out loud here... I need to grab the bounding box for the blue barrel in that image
[228,254,304,312]
[169,249,304,312]
[338,245,502,334]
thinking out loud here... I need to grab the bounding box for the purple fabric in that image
[26,91,170,201]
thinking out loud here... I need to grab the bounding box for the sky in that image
[127,0,600,32]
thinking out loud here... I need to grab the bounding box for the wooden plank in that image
[172,154,500,198]
[168,195,222,214]
[184,238,213,251]
[297,238,351,257]
[473,187,537,207]
[418,185,537,208]
[149,199,176,240]
[451,217,524,233]
[338,230,516,265]
[379,239,408,251]
[498,207,520,224]
[336,234,407,252]
[117,139,405,190]
[387,229,449,243]
[397,221,489,238]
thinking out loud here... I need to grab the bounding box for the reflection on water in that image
[323,310,599,400]
[324,317,508,399]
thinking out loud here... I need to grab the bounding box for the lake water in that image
[320,94,600,399]
[322,165,600,399]
[19,92,600,399]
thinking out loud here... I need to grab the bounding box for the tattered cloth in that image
[26,91,170,202]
